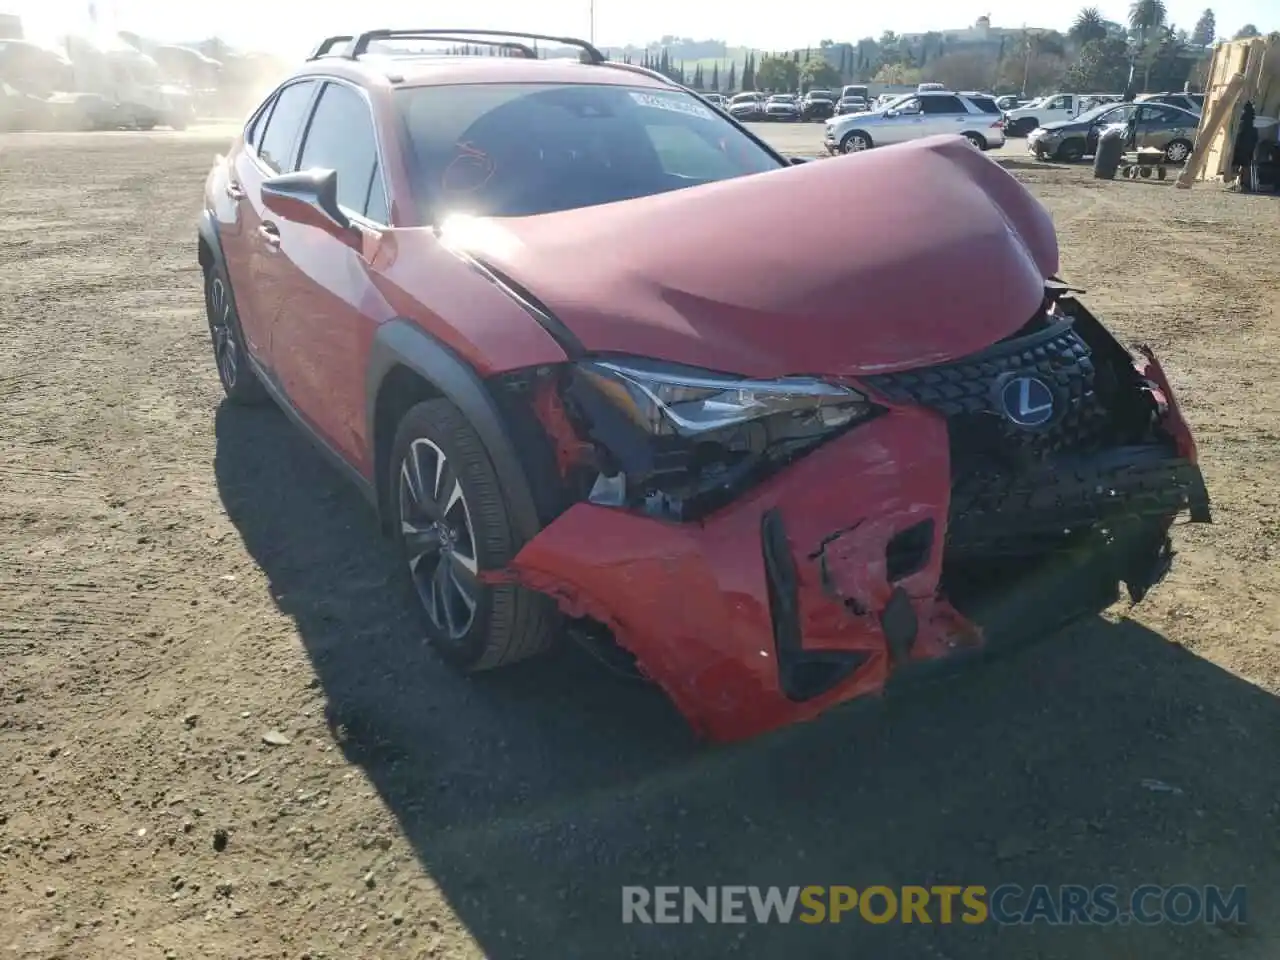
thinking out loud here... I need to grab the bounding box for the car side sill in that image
[244,354,379,510]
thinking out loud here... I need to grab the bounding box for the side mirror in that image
[261,168,354,239]
[884,109,898,118]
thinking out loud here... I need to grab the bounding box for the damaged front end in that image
[486,289,1211,742]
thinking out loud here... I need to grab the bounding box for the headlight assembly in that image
[577,358,873,437]
[566,358,880,521]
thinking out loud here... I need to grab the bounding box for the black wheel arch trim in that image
[366,319,546,546]
[197,209,227,277]
[196,210,249,332]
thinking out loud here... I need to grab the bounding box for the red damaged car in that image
[197,29,1211,742]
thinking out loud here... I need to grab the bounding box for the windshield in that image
[880,94,914,110]
[397,83,783,220]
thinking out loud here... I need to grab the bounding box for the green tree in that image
[741,52,755,90]
[727,61,736,91]
[711,61,720,91]
[800,55,841,91]
[1070,7,1109,45]
[1129,0,1168,90]
[930,52,992,91]
[872,62,921,85]
[1190,8,1216,45]
[756,54,799,92]
[1233,24,1260,39]
[1063,36,1132,91]
[1144,26,1193,89]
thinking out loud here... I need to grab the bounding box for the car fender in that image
[197,207,227,276]
[365,319,544,544]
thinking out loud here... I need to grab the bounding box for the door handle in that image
[225,181,246,201]
[257,222,281,248]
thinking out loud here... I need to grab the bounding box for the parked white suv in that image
[824,90,1007,154]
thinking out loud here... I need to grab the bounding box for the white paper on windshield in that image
[628,91,715,121]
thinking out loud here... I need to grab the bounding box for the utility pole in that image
[589,0,595,44]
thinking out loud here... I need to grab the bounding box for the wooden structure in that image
[1178,34,1280,188]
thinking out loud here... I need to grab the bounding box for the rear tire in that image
[962,132,987,150]
[389,399,557,671]
[203,263,269,405]
[1163,138,1191,164]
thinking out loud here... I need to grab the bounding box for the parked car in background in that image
[995,95,1021,110]
[825,89,1006,153]
[728,90,766,121]
[0,79,52,128]
[1136,91,1205,114]
[1004,93,1111,136]
[840,84,869,103]
[1028,101,1200,163]
[801,89,835,121]
[702,92,728,110]
[959,92,1004,117]
[764,93,800,121]
[835,94,869,115]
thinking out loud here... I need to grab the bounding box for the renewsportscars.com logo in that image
[622,884,1248,926]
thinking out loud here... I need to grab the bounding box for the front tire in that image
[203,264,269,405]
[1055,138,1086,163]
[841,130,873,153]
[390,399,557,671]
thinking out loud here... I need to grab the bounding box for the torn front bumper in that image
[498,372,1209,742]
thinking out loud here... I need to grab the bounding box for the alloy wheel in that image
[398,437,480,640]
[1165,141,1190,163]
[207,276,238,390]
[842,133,870,153]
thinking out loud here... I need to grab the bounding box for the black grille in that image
[861,319,1202,559]
[862,320,1115,466]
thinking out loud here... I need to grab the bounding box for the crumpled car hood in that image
[442,135,1059,379]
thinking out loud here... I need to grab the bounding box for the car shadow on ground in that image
[214,401,1280,960]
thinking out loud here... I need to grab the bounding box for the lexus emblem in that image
[999,376,1056,427]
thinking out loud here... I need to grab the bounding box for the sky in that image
[4,0,1275,57]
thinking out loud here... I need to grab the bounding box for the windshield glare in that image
[397,83,783,220]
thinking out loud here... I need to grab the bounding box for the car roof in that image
[293,54,676,91]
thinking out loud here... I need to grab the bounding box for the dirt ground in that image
[1,128,1278,960]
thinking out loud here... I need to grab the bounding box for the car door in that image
[215,95,276,354]
[231,79,321,366]
[879,97,924,144]
[1137,105,1194,153]
[919,94,970,137]
[265,79,390,465]
[1132,105,1164,150]
[1085,103,1136,153]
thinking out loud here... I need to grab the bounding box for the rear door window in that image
[256,80,318,174]
[967,96,1001,114]
[921,95,967,115]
